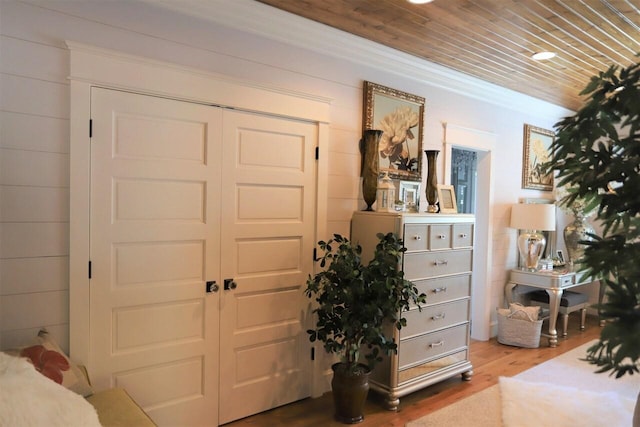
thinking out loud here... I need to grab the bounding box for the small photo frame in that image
[437,184,458,214]
[399,181,420,212]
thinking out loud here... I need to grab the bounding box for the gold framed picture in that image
[522,124,554,191]
[363,81,425,181]
[437,184,457,213]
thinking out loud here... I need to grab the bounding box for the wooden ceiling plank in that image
[573,0,640,68]
[414,1,595,85]
[262,0,586,105]
[255,0,636,110]
[488,1,613,71]
[380,0,580,83]
[564,0,640,56]
[529,0,635,65]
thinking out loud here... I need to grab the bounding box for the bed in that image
[0,331,155,427]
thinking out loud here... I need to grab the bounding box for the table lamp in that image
[510,203,556,270]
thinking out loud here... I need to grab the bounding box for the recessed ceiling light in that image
[408,0,435,4]
[532,51,556,61]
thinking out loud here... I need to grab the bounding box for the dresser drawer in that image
[452,223,473,248]
[403,250,472,280]
[398,324,469,370]
[400,299,470,339]
[398,349,468,384]
[403,224,429,252]
[413,274,471,306]
[429,225,451,250]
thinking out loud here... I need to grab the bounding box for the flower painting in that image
[363,81,424,181]
[522,124,554,191]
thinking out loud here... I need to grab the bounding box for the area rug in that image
[406,340,639,427]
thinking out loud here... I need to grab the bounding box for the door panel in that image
[219,111,316,424]
[90,88,221,425]
[91,89,317,426]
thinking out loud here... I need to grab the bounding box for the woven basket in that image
[496,307,543,348]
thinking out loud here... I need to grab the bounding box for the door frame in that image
[67,41,330,370]
[442,123,496,341]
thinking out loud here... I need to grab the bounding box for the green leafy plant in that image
[305,233,426,374]
[545,58,640,378]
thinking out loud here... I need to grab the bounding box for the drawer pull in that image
[438,234,447,239]
[433,260,449,266]
[414,235,422,240]
[429,341,445,348]
[431,286,448,293]
[459,233,468,238]
[431,313,446,321]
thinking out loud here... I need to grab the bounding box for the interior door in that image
[90,88,222,425]
[218,111,316,424]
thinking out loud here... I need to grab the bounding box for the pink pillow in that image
[19,331,93,397]
[20,344,69,385]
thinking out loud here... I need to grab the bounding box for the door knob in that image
[224,278,237,290]
[206,281,219,293]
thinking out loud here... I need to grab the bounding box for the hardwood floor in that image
[225,314,602,426]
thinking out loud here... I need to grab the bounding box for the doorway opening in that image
[443,123,495,341]
[450,148,478,214]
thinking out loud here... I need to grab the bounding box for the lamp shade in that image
[510,203,556,231]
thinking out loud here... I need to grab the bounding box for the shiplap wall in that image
[0,0,571,351]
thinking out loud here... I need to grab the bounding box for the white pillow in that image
[0,352,101,427]
[509,303,540,321]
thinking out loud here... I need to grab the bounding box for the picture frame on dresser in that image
[399,181,420,212]
[362,81,425,182]
[437,184,458,213]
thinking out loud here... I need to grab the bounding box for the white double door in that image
[89,88,316,425]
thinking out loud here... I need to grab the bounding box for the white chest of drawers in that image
[351,211,474,410]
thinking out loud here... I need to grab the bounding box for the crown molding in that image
[148,0,572,117]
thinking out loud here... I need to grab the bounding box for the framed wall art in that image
[363,81,425,181]
[437,184,458,214]
[522,124,554,191]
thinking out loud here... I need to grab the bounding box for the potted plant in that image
[544,58,639,425]
[305,232,425,424]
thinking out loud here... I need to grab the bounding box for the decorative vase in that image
[424,150,440,213]
[360,130,382,211]
[563,211,594,265]
[331,363,371,424]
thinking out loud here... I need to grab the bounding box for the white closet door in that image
[90,88,222,426]
[218,111,316,424]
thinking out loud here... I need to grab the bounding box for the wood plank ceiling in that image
[255,0,640,111]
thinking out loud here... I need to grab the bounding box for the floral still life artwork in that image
[522,124,554,191]
[363,81,425,181]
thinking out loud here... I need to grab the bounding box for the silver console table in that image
[505,268,602,347]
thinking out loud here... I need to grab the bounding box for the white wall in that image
[0,0,573,351]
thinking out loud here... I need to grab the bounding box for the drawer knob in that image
[438,234,446,239]
[434,260,449,266]
[459,233,468,238]
[429,341,445,348]
[432,287,448,293]
[414,235,421,240]
[431,313,446,321]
